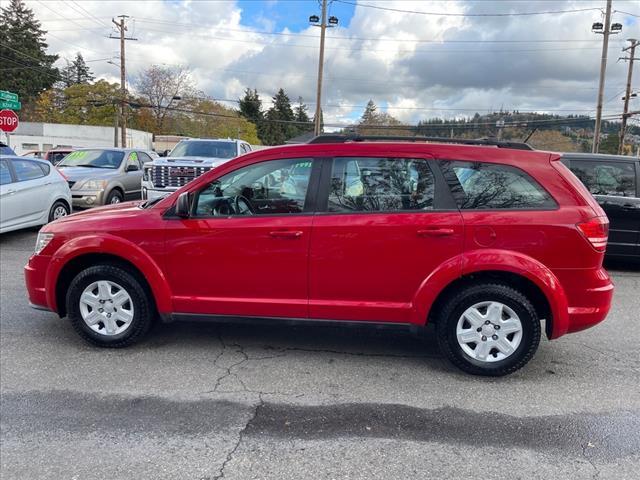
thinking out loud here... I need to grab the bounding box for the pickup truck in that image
[142,138,252,200]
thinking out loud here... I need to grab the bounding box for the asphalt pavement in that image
[1,228,639,479]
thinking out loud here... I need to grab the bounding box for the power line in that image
[614,10,640,18]
[132,17,603,44]
[335,0,602,17]
[66,0,112,29]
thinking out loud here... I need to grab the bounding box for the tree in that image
[0,0,59,101]
[293,97,313,136]
[239,88,263,124]
[599,133,620,155]
[357,100,407,136]
[134,65,198,133]
[60,52,94,87]
[261,88,297,145]
[31,80,120,126]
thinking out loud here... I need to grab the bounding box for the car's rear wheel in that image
[48,200,70,222]
[106,190,123,205]
[66,264,153,347]
[435,283,541,376]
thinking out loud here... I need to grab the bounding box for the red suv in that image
[24,136,613,376]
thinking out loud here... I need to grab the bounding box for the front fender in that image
[45,234,172,314]
[412,249,569,339]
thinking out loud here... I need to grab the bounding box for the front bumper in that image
[24,254,51,311]
[71,189,105,208]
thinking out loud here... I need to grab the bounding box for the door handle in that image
[269,230,303,239]
[5,189,17,195]
[622,204,640,211]
[417,228,455,237]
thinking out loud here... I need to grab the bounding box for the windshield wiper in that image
[73,164,102,168]
[140,197,164,209]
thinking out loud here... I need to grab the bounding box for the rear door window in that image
[11,159,47,182]
[569,160,636,197]
[0,160,13,185]
[328,157,435,212]
[439,160,557,210]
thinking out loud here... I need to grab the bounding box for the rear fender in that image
[413,249,569,339]
[45,234,172,314]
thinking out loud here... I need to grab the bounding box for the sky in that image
[23,0,640,128]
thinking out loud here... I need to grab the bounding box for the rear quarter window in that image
[439,160,557,210]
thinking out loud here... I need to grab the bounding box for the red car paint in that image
[25,142,613,339]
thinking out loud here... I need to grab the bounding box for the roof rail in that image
[307,134,534,151]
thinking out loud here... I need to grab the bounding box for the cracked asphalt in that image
[1,229,639,479]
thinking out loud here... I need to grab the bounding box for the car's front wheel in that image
[66,264,153,347]
[105,190,123,205]
[436,283,541,376]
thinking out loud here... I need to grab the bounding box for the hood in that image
[44,201,145,231]
[150,156,233,167]
[57,166,120,182]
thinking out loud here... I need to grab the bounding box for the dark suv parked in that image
[563,153,640,260]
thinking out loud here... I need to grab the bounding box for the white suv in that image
[142,138,252,201]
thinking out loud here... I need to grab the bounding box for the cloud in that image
[28,0,639,127]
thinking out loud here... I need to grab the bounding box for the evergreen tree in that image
[261,88,296,145]
[238,88,263,124]
[360,100,377,124]
[238,88,266,142]
[293,96,312,135]
[0,0,59,101]
[63,52,94,86]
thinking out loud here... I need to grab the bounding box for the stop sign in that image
[0,109,19,133]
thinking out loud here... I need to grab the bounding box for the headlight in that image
[143,166,151,181]
[35,232,54,254]
[81,179,108,190]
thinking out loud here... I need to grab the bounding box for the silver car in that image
[57,148,155,208]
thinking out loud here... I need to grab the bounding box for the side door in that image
[308,156,464,324]
[1,159,49,228]
[122,151,143,199]
[163,157,319,318]
[569,158,640,258]
[0,159,18,230]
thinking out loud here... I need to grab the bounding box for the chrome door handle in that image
[417,228,455,237]
[269,230,303,239]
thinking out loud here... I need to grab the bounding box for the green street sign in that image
[0,100,21,111]
[0,91,19,102]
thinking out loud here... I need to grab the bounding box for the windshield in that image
[169,141,236,159]
[58,150,124,169]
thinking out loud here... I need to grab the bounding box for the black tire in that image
[105,189,123,205]
[435,283,541,376]
[66,264,153,347]
[48,200,70,222]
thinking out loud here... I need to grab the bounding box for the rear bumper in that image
[24,254,52,312]
[552,267,613,337]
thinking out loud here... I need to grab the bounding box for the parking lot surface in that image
[1,229,639,479]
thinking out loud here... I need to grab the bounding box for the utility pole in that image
[593,0,614,153]
[619,38,639,155]
[110,15,137,148]
[313,0,328,137]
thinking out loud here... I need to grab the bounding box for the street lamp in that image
[309,1,338,136]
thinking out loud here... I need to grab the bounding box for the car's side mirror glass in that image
[175,192,191,218]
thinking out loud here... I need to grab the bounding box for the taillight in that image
[577,216,609,252]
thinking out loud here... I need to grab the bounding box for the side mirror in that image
[175,192,191,218]
[126,164,139,172]
[162,149,170,157]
